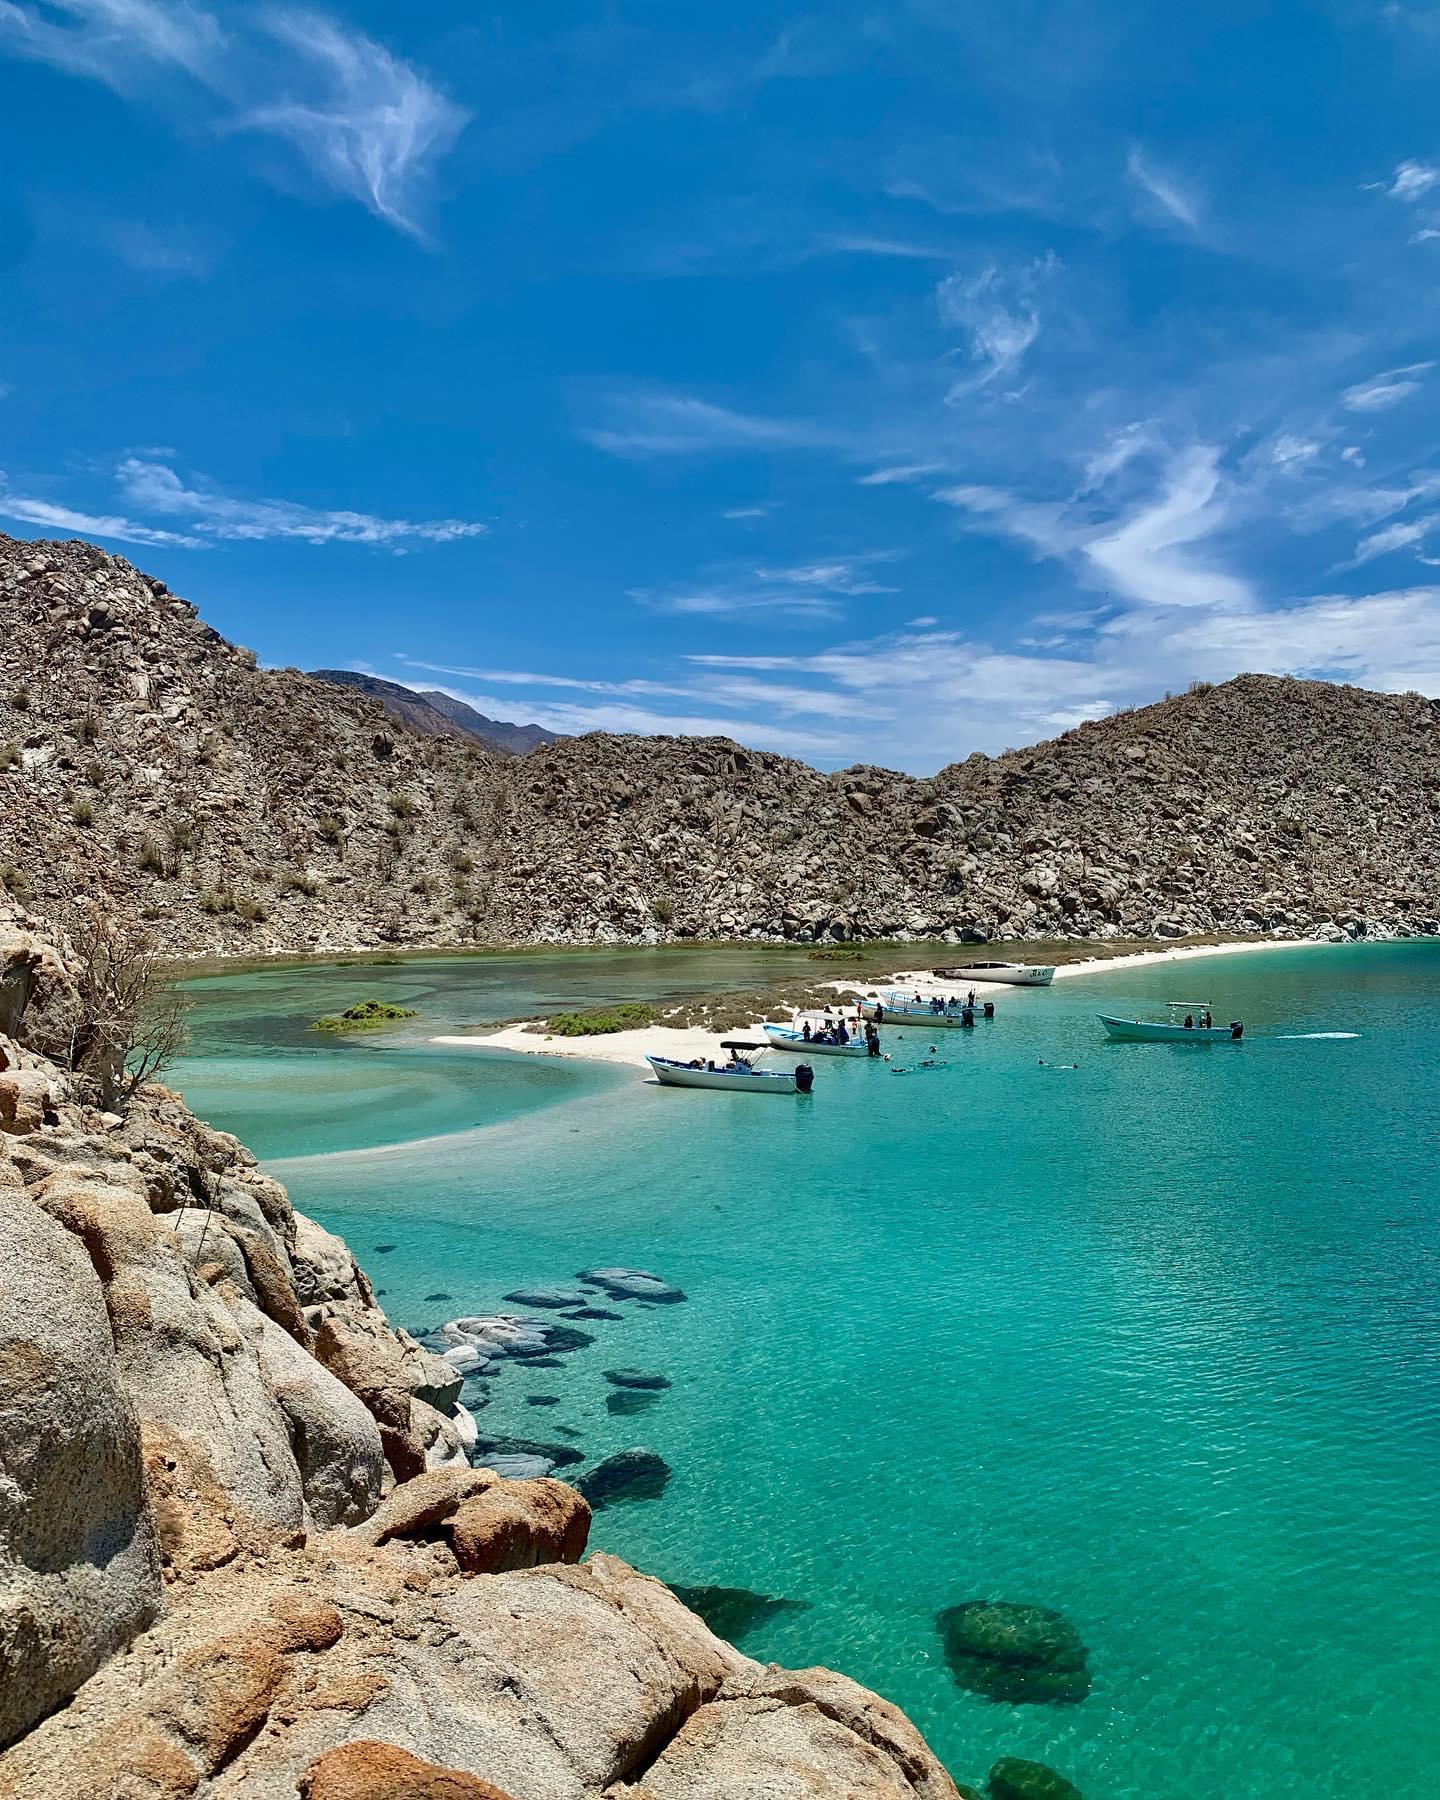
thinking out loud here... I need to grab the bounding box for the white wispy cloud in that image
[856,463,943,486]
[1341,362,1434,411]
[234,11,467,238]
[935,253,1058,388]
[0,0,463,236]
[1126,146,1201,231]
[1370,158,1440,202]
[1344,515,1437,567]
[0,479,203,548]
[580,392,839,457]
[114,457,485,546]
[1086,446,1252,609]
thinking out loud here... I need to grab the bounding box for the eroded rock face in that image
[0,1179,161,1748]
[301,1741,520,1799]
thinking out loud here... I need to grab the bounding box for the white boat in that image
[859,990,994,1029]
[764,1024,872,1058]
[1099,1002,1243,1042]
[933,961,1055,987]
[646,1041,814,1093]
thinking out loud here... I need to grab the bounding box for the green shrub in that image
[199,888,236,916]
[78,710,101,744]
[0,744,20,772]
[312,998,418,1033]
[71,798,96,828]
[10,688,30,711]
[167,819,194,853]
[451,849,475,874]
[235,895,267,923]
[285,871,321,896]
[388,791,421,819]
[316,815,343,845]
[138,839,166,875]
[544,1003,657,1037]
[807,947,863,961]
[651,896,676,926]
[0,864,30,898]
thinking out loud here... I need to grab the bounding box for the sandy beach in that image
[431,935,1330,1069]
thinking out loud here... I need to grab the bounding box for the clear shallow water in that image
[172,943,1440,1799]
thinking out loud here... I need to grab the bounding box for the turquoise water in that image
[171,943,1440,1799]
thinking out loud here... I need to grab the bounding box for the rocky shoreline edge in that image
[0,902,1084,1800]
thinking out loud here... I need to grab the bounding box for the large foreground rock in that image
[0,1181,161,1748]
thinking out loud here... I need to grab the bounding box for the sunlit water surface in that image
[172,942,1440,1799]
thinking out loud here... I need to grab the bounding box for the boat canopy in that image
[720,1039,767,1052]
[1164,1000,1210,1008]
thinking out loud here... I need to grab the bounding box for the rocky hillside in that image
[311,668,560,755]
[2,531,1438,955]
[0,901,978,1798]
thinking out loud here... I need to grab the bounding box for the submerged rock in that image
[477,1453,555,1481]
[503,1285,590,1309]
[566,1306,625,1321]
[989,1756,1084,1800]
[471,1433,584,1470]
[526,1395,562,1407]
[668,1583,811,1647]
[606,1388,660,1417]
[424,1290,453,1303]
[443,1314,591,1361]
[936,1600,1091,1705]
[373,1242,396,1253]
[577,1448,672,1510]
[577,1266,687,1304]
[604,1368,671,1390]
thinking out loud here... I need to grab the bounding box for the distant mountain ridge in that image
[3,532,1440,955]
[310,669,559,754]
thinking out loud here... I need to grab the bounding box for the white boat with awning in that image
[763,1023,872,1057]
[1098,1002,1243,1042]
[646,1041,815,1092]
[933,961,1055,987]
[859,990,994,1028]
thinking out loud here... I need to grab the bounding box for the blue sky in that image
[4,2,1440,772]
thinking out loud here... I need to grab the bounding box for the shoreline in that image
[432,935,1335,1070]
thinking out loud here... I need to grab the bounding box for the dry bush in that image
[62,903,189,1111]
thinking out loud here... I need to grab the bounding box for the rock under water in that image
[471,1433,585,1470]
[606,1388,660,1417]
[577,1266,687,1304]
[577,1449,672,1510]
[667,1582,811,1647]
[988,1755,1085,1800]
[502,1286,590,1310]
[936,1600,1091,1704]
[603,1368,672,1390]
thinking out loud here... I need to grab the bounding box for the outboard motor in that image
[961,1008,975,1028]
[1229,1021,1244,1040]
[794,1063,815,1093]
[982,1001,995,1018]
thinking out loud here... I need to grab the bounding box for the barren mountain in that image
[2,531,1438,955]
[311,668,559,754]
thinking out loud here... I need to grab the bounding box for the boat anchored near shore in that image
[933,960,1056,987]
[860,989,995,1029]
[646,1040,815,1093]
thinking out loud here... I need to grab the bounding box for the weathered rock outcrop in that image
[3,532,1439,952]
[0,1176,161,1748]
[0,907,962,1797]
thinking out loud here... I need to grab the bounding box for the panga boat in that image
[764,1023,873,1058]
[1098,1002,1243,1043]
[646,1040,814,1093]
[933,961,1055,987]
[859,989,995,1028]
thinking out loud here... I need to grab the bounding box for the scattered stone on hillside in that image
[604,1367,672,1390]
[936,1600,1091,1704]
[579,1266,687,1303]
[577,1448,672,1510]
[988,1756,1085,1800]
